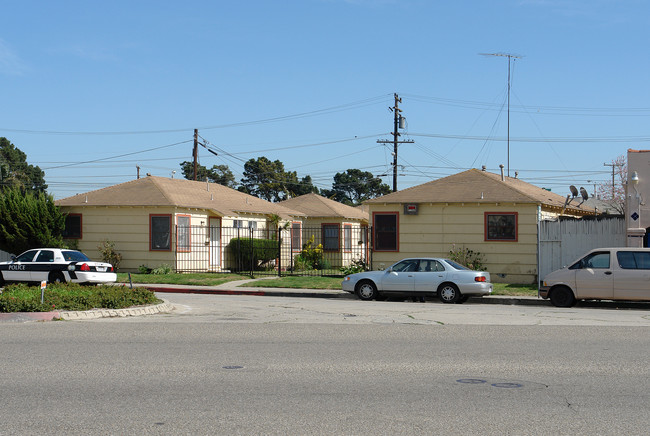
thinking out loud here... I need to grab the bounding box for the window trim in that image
[63,213,83,239]
[484,212,518,242]
[150,214,172,252]
[322,223,340,252]
[372,212,399,252]
[176,214,191,253]
[291,221,302,252]
[343,224,352,252]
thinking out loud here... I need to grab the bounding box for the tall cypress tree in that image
[0,187,65,254]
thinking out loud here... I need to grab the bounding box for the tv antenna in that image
[480,52,523,177]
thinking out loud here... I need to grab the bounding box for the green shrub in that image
[138,265,152,274]
[0,282,159,312]
[340,259,368,275]
[293,236,331,271]
[97,240,122,271]
[152,264,173,275]
[229,238,278,271]
[449,244,486,271]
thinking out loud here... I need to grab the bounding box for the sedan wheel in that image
[356,281,378,301]
[438,283,461,304]
[48,272,65,284]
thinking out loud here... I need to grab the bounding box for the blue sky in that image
[1,0,648,200]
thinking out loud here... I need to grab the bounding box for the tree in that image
[285,174,319,198]
[239,157,313,202]
[597,155,626,214]
[323,169,391,206]
[0,186,65,254]
[0,137,47,193]
[179,161,236,188]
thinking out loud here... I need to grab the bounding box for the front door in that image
[209,217,221,268]
[380,259,418,292]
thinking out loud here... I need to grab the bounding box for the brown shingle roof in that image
[55,176,305,219]
[279,193,369,221]
[364,169,594,214]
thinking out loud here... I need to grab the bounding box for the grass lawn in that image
[116,272,251,286]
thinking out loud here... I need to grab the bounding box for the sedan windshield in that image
[62,250,91,262]
[443,259,470,271]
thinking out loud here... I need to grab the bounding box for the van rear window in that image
[617,251,650,269]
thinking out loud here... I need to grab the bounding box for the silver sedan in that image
[342,258,492,303]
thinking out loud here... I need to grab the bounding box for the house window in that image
[177,215,191,252]
[373,212,398,251]
[150,214,172,251]
[485,212,518,241]
[63,214,82,239]
[291,222,301,251]
[248,221,257,230]
[322,224,340,251]
[344,224,352,251]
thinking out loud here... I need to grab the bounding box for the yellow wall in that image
[61,206,300,273]
[61,206,178,272]
[369,203,539,284]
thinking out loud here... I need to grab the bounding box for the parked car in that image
[0,248,117,286]
[341,258,492,303]
[540,247,650,307]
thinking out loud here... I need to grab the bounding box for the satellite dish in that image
[580,187,589,201]
[569,185,579,197]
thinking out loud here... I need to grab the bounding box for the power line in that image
[0,95,392,136]
[42,140,191,170]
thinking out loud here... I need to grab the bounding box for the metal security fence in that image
[175,225,371,277]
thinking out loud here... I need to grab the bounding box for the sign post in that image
[40,281,46,304]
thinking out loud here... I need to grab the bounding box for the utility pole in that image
[377,93,413,192]
[604,162,618,199]
[193,129,198,181]
[480,52,523,177]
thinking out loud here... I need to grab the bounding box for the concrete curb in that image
[0,300,174,323]
[57,299,174,320]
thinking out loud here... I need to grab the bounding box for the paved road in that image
[2,317,649,435]
[2,294,650,434]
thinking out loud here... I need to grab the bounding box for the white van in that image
[539,247,650,307]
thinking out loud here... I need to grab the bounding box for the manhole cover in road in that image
[456,379,487,384]
[222,365,244,370]
[491,382,524,388]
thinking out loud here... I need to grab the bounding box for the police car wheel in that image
[0,272,5,287]
[48,272,65,284]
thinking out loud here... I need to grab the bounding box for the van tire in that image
[549,286,576,307]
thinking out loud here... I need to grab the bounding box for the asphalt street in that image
[2,288,650,434]
[1,319,649,435]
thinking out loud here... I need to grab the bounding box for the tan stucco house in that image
[364,168,595,284]
[56,176,304,272]
[279,193,370,268]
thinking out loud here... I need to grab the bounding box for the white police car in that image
[0,248,117,286]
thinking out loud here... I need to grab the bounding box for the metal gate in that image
[175,225,371,277]
[538,216,625,283]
